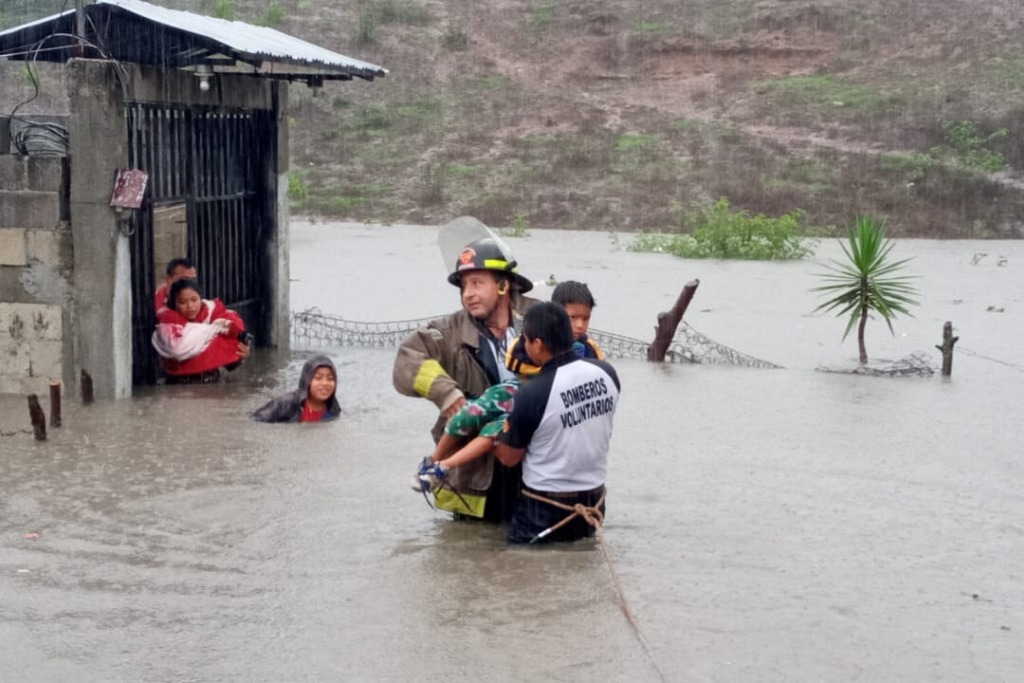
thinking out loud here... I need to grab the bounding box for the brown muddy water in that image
[2,221,1022,682]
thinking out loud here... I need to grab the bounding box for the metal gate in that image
[127,102,276,386]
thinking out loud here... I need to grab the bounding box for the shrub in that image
[931,120,1007,172]
[442,27,469,51]
[503,211,531,237]
[209,0,235,20]
[259,3,285,28]
[629,197,815,260]
[288,172,309,201]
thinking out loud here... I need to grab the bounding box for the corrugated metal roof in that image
[0,0,386,82]
[101,0,386,77]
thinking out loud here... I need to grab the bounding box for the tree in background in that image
[813,215,919,365]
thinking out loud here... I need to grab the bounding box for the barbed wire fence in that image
[290,307,947,376]
[290,308,782,368]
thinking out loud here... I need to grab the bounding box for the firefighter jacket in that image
[393,294,538,494]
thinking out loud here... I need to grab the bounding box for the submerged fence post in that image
[49,381,62,428]
[935,321,959,377]
[81,370,94,405]
[28,394,46,441]
[647,279,700,363]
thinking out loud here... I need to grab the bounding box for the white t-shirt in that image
[501,354,620,492]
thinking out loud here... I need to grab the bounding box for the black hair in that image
[551,280,596,308]
[522,302,573,355]
[167,278,202,309]
[166,257,195,277]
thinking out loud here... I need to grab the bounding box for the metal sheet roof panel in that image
[99,0,386,77]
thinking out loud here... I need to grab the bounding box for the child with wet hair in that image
[551,280,604,360]
[252,355,341,423]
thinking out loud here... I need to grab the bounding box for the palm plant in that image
[813,216,919,365]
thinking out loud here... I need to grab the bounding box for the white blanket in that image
[152,314,231,362]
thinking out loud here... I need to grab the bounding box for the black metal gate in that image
[127,102,276,385]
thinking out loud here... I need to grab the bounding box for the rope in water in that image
[957,346,1024,373]
[521,489,669,682]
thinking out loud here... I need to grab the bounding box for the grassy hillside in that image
[5,0,1024,237]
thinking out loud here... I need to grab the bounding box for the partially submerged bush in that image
[629,197,815,260]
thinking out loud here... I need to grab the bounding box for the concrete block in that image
[0,373,59,397]
[0,190,61,229]
[0,265,68,306]
[0,156,64,190]
[0,228,27,265]
[26,229,65,267]
[0,302,63,342]
[0,155,24,187]
[0,339,31,377]
[27,339,63,379]
[27,157,67,192]
[0,338,62,381]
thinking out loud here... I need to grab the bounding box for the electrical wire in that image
[5,26,131,156]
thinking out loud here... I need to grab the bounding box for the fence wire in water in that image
[290,308,782,369]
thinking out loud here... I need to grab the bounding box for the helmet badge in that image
[457,247,476,269]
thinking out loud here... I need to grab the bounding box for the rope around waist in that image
[520,485,607,543]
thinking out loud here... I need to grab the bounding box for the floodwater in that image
[2,221,1022,682]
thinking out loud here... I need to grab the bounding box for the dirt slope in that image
[3,0,1023,236]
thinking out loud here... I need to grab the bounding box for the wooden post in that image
[28,394,46,441]
[935,321,959,377]
[81,369,94,405]
[49,381,62,428]
[647,279,700,362]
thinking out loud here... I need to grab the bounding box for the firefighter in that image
[393,236,538,522]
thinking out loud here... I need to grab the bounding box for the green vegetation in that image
[756,75,902,115]
[0,1,55,30]
[629,198,814,260]
[296,181,395,217]
[633,20,670,33]
[986,56,1024,90]
[812,216,919,365]
[502,211,531,238]
[209,0,236,20]
[258,2,285,28]
[530,2,555,26]
[442,26,469,51]
[879,152,936,182]
[705,0,756,37]
[931,120,1007,172]
[354,0,432,44]
[615,133,661,152]
[288,171,309,201]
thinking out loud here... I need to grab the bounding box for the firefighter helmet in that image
[447,238,533,293]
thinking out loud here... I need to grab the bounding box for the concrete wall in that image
[269,80,291,349]
[67,59,134,400]
[1,59,291,399]
[0,155,73,395]
[62,59,290,400]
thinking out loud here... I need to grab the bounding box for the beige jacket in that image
[393,294,537,493]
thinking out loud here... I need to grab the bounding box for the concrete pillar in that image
[66,59,132,400]
[268,80,291,350]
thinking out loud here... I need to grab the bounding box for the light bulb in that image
[199,77,210,92]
